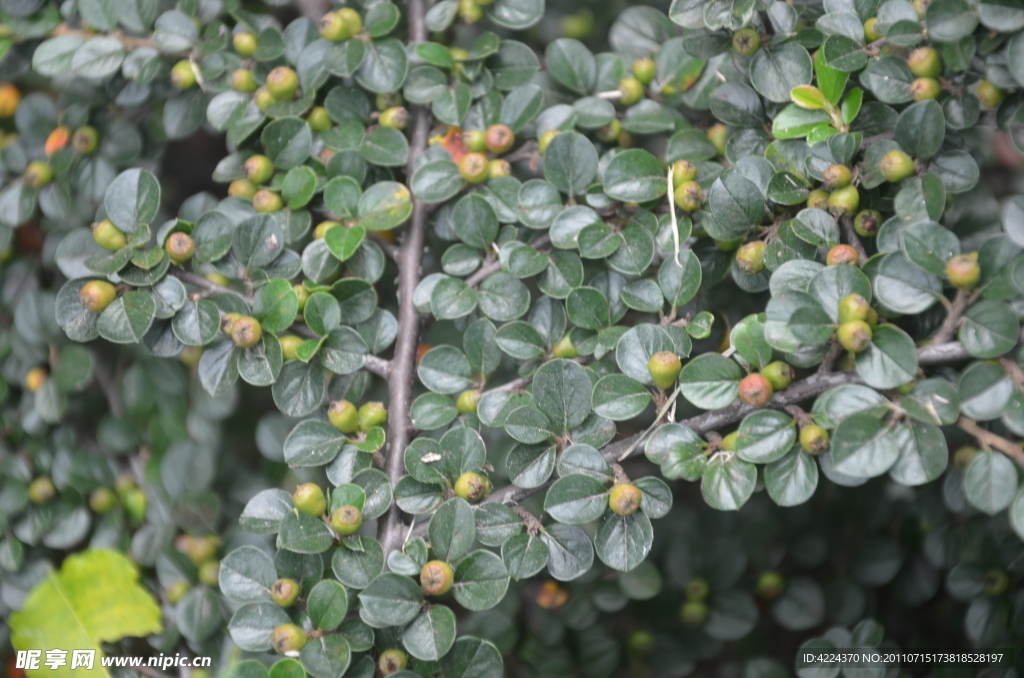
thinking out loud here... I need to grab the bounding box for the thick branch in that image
[957,417,1024,467]
[379,0,430,559]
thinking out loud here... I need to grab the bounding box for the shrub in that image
[1,0,1024,676]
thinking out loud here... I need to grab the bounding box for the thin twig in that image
[379,0,429,561]
[998,356,1024,390]
[818,337,843,374]
[510,504,543,535]
[957,417,1024,467]
[367,232,401,261]
[169,268,250,301]
[465,235,550,287]
[932,289,968,345]
[52,23,166,51]
[90,349,124,418]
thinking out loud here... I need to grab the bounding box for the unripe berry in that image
[827,244,859,266]
[271,624,308,655]
[25,161,52,188]
[863,17,882,42]
[293,483,327,516]
[618,77,644,106]
[79,280,117,313]
[674,180,704,211]
[908,47,942,78]
[736,240,766,274]
[379,650,408,675]
[485,124,515,154]
[837,320,873,352]
[358,401,388,431]
[983,569,1009,596]
[596,118,621,143]
[628,630,656,655]
[454,472,492,502]
[487,159,511,178]
[853,209,881,237]
[229,179,258,199]
[552,333,577,358]
[0,82,21,117]
[538,129,559,155]
[685,578,710,601]
[827,186,860,217]
[456,389,482,414]
[243,154,274,184]
[293,284,310,313]
[29,476,56,504]
[449,47,469,63]
[255,87,275,111]
[671,160,698,186]
[459,0,482,23]
[420,560,455,595]
[253,189,283,213]
[648,351,682,390]
[221,312,242,336]
[631,57,656,85]
[165,232,195,265]
[738,373,773,407]
[45,125,71,155]
[379,106,409,129]
[977,80,1006,110]
[720,431,738,451]
[328,400,359,433]
[319,11,352,41]
[838,293,870,323]
[879,149,915,182]
[911,77,941,101]
[307,106,331,132]
[337,7,362,35]
[912,0,931,18]
[233,32,258,56]
[756,571,785,600]
[122,488,147,525]
[718,239,743,252]
[707,123,727,156]
[280,335,303,361]
[680,600,707,626]
[24,367,47,392]
[561,11,594,40]
[732,28,760,55]
[180,346,204,366]
[177,534,219,565]
[171,60,197,89]
[266,67,299,100]
[459,152,489,183]
[89,487,118,513]
[461,130,485,152]
[166,581,191,604]
[799,424,829,455]
[231,316,263,348]
[199,559,220,586]
[761,361,794,390]
[331,505,363,535]
[72,126,99,154]
[608,483,642,515]
[946,254,980,289]
[822,164,852,189]
[271,578,301,607]
[806,189,830,210]
[231,69,258,93]
[953,445,978,470]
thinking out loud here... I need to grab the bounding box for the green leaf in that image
[958,300,1020,359]
[764,448,819,507]
[544,474,609,524]
[104,168,160,234]
[277,511,334,554]
[452,193,499,249]
[429,498,476,562]
[679,353,741,410]
[253,278,299,333]
[888,421,948,486]
[10,550,162,675]
[964,451,1018,515]
[736,411,796,464]
[702,454,756,510]
[97,290,155,344]
[545,38,595,95]
[356,37,408,94]
[358,572,423,627]
[531,358,593,431]
[831,413,899,478]
[453,550,510,611]
[544,132,598,196]
[402,604,456,661]
[603,149,667,203]
[595,510,653,572]
[592,375,651,420]
[750,42,813,103]
[855,324,918,390]
[417,345,473,394]
[926,0,978,42]
[895,100,946,160]
[645,423,707,481]
[262,117,312,170]
[440,637,504,678]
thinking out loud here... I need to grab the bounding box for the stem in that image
[52,23,166,51]
[956,417,1024,467]
[366,232,401,261]
[511,504,543,535]
[840,216,868,266]
[378,0,429,560]
[465,234,550,288]
[932,289,968,345]
[998,356,1024,390]
[169,268,251,301]
[90,349,124,418]
[818,337,843,374]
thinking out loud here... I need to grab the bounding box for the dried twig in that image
[956,417,1024,467]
